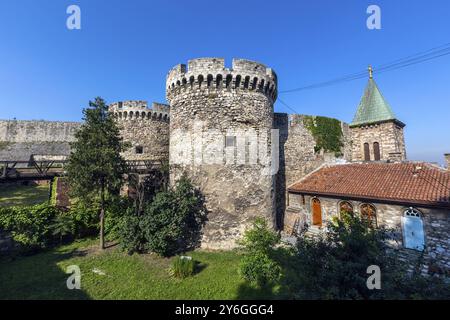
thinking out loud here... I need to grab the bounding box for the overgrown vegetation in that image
[303,115,344,156]
[119,175,207,257]
[291,212,450,299]
[238,218,282,287]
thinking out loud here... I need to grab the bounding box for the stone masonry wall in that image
[350,121,406,162]
[109,101,170,162]
[274,113,351,228]
[0,120,80,161]
[167,58,278,249]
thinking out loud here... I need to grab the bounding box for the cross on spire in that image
[368,65,373,79]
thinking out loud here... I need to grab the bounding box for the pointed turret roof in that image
[350,66,404,127]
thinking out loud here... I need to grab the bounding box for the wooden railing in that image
[0,160,161,181]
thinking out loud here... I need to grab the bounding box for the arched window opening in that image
[364,143,370,161]
[216,74,223,88]
[258,79,265,91]
[207,74,213,87]
[235,75,242,89]
[373,142,381,161]
[141,112,146,118]
[176,80,181,87]
[129,111,134,119]
[225,74,233,88]
[189,76,195,87]
[182,78,187,86]
[339,201,354,215]
[244,76,250,89]
[311,198,322,227]
[198,75,204,88]
[402,208,425,251]
[360,203,377,227]
[252,77,258,90]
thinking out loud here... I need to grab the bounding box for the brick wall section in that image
[286,192,450,273]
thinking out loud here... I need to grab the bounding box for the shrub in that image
[238,218,282,287]
[119,175,207,257]
[0,203,62,253]
[292,211,450,299]
[67,202,99,238]
[239,251,282,287]
[170,256,195,279]
[104,197,133,241]
[117,208,146,254]
[50,214,76,243]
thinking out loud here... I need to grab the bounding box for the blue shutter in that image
[402,215,425,251]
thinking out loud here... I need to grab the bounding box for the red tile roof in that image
[288,162,450,208]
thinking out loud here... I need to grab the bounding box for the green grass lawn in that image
[0,239,279,300]
[0,183,49,207]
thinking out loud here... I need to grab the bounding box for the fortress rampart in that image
[109,101,170,162]
[0,120,80,161]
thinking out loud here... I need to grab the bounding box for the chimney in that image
[388,152,403,163]
[445,154,450,170]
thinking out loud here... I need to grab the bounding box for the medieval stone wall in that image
[350,121,406,162]
[0,120,80,161]
[274,113,351,228]
[166,58,278,249]
[109,101,170,162]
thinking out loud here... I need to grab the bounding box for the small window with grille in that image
[135,146,143,154]
[225,136,236,147]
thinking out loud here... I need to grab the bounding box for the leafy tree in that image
[66,97,129,249]
[238,218,282,287]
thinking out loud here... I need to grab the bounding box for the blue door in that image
[402,214,425,251]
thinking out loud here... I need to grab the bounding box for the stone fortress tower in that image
[166,58,278,249]
[109,100,170,162]
[349,67,406,162]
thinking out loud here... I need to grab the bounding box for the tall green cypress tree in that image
[66,97,128,249]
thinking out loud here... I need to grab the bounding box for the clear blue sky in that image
[0,0,449,164]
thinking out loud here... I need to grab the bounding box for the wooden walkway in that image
[0,160,161,182]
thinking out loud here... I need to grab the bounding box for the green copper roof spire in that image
[350,66,404,127]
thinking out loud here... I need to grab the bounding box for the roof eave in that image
[286,189,450,210]
[349,118,405,128]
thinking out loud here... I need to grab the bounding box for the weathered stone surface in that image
[350,121,406,162]
[109,101,170,162]
[167,58,277,249]
[0,120,80,161]
[274,113,351,228]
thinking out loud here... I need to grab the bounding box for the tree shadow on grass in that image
[0,246,92,300]
[194,261,208,275]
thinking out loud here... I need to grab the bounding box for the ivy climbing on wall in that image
[302,116,344,156]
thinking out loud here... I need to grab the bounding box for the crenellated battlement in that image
[109,100,169,122]
[166,58,277,102]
